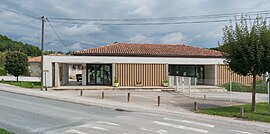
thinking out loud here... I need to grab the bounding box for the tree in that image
[0,52,6,76]
[0,52,5,69]
[4,51,29,82]
[222,16,270,112]
[0,34,41,56]
[44,50,64,55]
[66,50,75,55]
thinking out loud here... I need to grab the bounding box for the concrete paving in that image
[0,90,270,134]
[0,83,269,134]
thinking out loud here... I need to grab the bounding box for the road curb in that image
[0,87,270,131]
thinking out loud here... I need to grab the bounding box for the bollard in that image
[80,90,83,96]
[158,96,160,107]
[240,107,244,117]
[45,87,47,91]
[194,102,198,112]
[31,83,34,88]
[127,92,130,102]
[229,81,232,102]
[204,94,206,100]
[102,92,104,99]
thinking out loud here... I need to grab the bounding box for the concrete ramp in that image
[175,85,227,93]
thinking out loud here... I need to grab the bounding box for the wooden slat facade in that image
[115,63,166,86]
[217,65,261,85]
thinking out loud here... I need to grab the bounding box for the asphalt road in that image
[0,91,269,134]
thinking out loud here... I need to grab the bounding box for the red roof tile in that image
[28,54,64,63]
[74,43,223,58]
[28,56,41,63]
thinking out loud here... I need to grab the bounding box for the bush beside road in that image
[0,129,13,134]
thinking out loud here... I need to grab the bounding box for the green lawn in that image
[199,103,270,123]
[0,81,41,88]
[0,128,14,134]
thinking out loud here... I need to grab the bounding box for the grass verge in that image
[0,128,14,134]
[0,81,41,88]
[199,103,270,123]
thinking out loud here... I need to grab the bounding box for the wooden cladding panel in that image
[115,64,166,86]
[217,65,261,85]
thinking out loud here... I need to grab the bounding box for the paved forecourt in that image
[0,90,269,134]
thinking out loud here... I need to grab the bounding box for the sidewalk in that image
[0,83,270,129]
[0,83,267,113]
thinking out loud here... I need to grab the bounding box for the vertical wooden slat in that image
[114,63,167,87]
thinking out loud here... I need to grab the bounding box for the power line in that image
[12,18,39,31]
[47,9,270,22]
[46,18,71,51]
[46,16,269,26]
[0,7,40,20]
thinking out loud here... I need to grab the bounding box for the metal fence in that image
[168,76,270,104]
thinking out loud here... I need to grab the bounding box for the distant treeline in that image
[0,34,41,57]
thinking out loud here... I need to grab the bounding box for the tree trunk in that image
[251,74,256,112]
[16,76,18,82]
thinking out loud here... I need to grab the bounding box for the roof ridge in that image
[74,42,223,57]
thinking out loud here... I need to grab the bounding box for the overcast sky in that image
[1,0,270,52]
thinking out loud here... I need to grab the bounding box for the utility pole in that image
[40,16,45,91]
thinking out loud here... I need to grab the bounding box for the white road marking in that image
[78,124,91,128]
[96,121,120,126]
[231,130,254,134]
[153,121,208,134]
[169,100,176,104]
[138,126,168,134]
[163,118,215,128]
[65,129,89,134]
[78,124,109,131]
[142,112,165,117]
[92,126,109,131]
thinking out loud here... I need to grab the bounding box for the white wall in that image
[82,64,86,85]
[43,55,225,87]
[68,65,83,79]
[29,62,41,77]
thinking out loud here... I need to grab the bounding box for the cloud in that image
[62,22,101,35]
[160,32,188,44]
[2,0,270,51]
[128,34,154,43]
[69,42,84,50]
[128,6,152,17]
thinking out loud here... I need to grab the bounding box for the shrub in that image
[162,80,168,83]
[0,68,6,76]
[221,82,250,92]
[256,84,268,93]
[114,77,118,83]
[221,82,268,93]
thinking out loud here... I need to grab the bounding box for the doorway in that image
[86,64,112,85]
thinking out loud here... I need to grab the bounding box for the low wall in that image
[0,76,40,82]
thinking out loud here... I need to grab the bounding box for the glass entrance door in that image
[87,64,112,85]
[196,66,204,85]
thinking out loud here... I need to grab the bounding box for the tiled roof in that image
[74,43,223,58]
[28,54,64,63]
[28,56,41,63]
